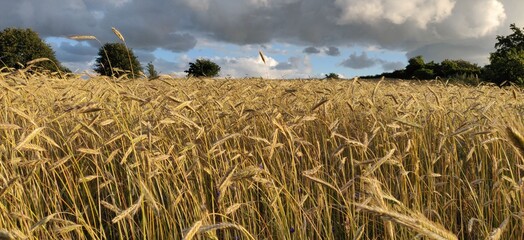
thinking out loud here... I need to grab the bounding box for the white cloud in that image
[442,0,506,38]
[334,0,456,28]
[504,1,524,28]
[214,55,313,79]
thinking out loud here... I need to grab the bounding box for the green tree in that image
[483,24,524,84]
[325,73,340,79]
[94,43,142,78]
[0,28,69,72]
[404,56,437,79]
[413,68,435,79]
[184,59,220,77]
[372,57,480,81]
[146,62,159,79]
[405,56,426,77]
[440,59,481,77]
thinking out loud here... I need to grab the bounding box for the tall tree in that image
[184,59,220,77]
[440,59,481,77]
[483,24,524,84]
[0,28,69,72]
[404,56,426,78]
[94,43,142,78]
[146,62,159,79]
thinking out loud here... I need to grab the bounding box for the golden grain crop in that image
[0,72,522,239]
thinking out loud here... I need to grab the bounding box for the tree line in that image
[360,57,482,83]
[1,25,524,85]
[0,28,220,79]
[351,24,524,85]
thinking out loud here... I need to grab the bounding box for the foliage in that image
[325,73,340,79]
[94,43,143,78]
[367,56,481,81]
[0,28,69,72]
[400,56,435,79]
[146,62,159,79]
[413,68,434,79]
[440,59,481,77]
[377,69,406,79]
[184,58,221,77]
[483,24,524,84]
[404,56,426,77]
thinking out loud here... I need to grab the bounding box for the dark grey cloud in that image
[406,41,493,65]
[134,50,156,64]
[55,42,97,62]
[149,58,181,74]
[341,52,377,69]
[177,0,514,65]
[325,47,340,56]
[380,60,405,71]
[340,52,404,71]
[272,57,308,71]
[0,0,521,72]
[304,46,340,56]
[274,62,294,70]
[0,0,196,53]
[303,47,321,54]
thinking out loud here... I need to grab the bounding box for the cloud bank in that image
[341,52,404,71]
[215,55,313,79]
[0,0,520,75]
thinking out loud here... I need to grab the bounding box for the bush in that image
[483,24,524,85]
[377,56,480,80]
[94,43,142,78]
[381,69,406,79]
[325,73,340,79]
[0,28,69,72]
[440,59,481,78]
[413,68,435,79]
[405,56,426,77]
[146,62,159,79]
[184,59,220,77]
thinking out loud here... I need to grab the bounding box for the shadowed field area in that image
[0,75,523,239]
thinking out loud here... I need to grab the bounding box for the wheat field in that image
[0,72,523,239]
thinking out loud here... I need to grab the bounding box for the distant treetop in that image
[185,58,221,78]
[93,42,143,78]
[483,24,524,85]
[0,28,69,73]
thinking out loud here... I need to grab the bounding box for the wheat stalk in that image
[506,126,524,156]
[111,27,125,42]
[68,35,97,40]
[68,34,114,76]
[111,27,135,78]
[2,76,523,239]
[112,195,144,223]
[259,50,269,78]
[259,50,266,64]
[488,217,509,240]
[353,203,457,240]
[183,220,203,240]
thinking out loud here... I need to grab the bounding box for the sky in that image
[0,0,523,79]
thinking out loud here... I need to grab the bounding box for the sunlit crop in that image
[0,71,522,239]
